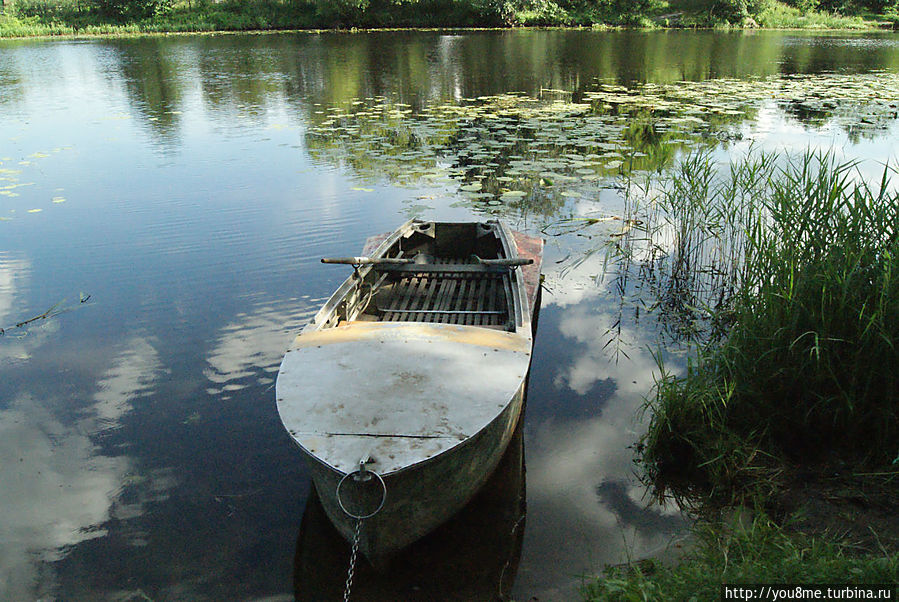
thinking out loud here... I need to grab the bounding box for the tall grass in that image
[0,12,75,35]
[633,151,899,500]
[755,2,869,28]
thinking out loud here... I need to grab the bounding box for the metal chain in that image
[337,461,386,602]
[342,517,363,602]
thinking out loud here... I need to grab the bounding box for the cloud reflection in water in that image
[0,335,163,599]
[515,232,685,599]
[0,255,35,364]
[203,298,321,400]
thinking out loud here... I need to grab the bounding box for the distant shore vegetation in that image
[1,0,897,37]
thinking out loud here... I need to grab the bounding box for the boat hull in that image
[293,411,526,600]
[305,380,524,562]
[278,220,543,562]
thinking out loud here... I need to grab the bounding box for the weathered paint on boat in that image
[279,322,530,474]
[276,219,543,561]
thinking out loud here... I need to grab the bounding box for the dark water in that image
[1,29,898,600]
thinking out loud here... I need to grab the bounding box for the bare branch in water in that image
[1,295,92,336]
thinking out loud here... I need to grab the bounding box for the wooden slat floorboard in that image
[474,278,488,326]
[378,266,509,325]
[394,277,417,321]
[465,278,479,324]
[402,275,429,321]
[435,276,457,324]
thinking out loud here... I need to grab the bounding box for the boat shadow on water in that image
[293,418,527,601]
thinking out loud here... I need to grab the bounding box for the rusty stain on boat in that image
[289,321,531,353]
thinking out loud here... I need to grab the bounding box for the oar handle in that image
[321,257,414,265]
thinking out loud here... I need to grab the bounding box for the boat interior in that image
[320,221,522,331]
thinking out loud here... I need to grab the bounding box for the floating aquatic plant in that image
[304,72,899,219]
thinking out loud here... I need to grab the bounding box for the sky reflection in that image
[0,333,167,599]
[0,395,131,598]
[204,299,320,399]
[516,294,684,598]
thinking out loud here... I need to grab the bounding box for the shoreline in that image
[0,25,899,40]
[1,22,896,41]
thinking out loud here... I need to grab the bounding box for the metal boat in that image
[276,219,543,562]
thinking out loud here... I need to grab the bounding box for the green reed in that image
[631,150,899,500]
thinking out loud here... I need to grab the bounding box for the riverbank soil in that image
[769,464,899,554]
[582,464,899,600]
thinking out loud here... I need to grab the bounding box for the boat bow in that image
[276,321,532,475]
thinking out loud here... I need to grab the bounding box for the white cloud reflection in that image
[0,255,36,364]
[92,336,163,426]
[520,316,683,598]
[0,336,163,599]
[0,396,130,598]
[204,299,318,399]
[0,255,28,325]
[517,249,685,599]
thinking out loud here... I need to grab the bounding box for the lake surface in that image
[1,29,898,600]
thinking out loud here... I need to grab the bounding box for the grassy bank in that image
[585,151,899,599]
[0,0,893,38]
[584,513,899,600]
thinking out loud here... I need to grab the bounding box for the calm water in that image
[1,29,898,600]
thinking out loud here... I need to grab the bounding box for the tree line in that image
[1,0,896,32]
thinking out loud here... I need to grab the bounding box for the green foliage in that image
[314,0,369,25]
[817,0,891,12]
[747,0,774,12]
[638,151,899,501]
[716,0,749,21]
[0,12,55,35]
[583,514,899,601]
[511,0,570,25]
[754,0,867,26]
[689,0,750,22]
[8,0,81,22]
[561,0,657,25]
[93,0,172,21]
[790,0,819,13]
[784,0,899,13]
[0,0,893,35]
[468,0,517,24]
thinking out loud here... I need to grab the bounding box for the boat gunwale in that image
[305,217,417,333]
[494,220,531,340]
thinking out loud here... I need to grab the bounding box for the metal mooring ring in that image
[336,469,387,520]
